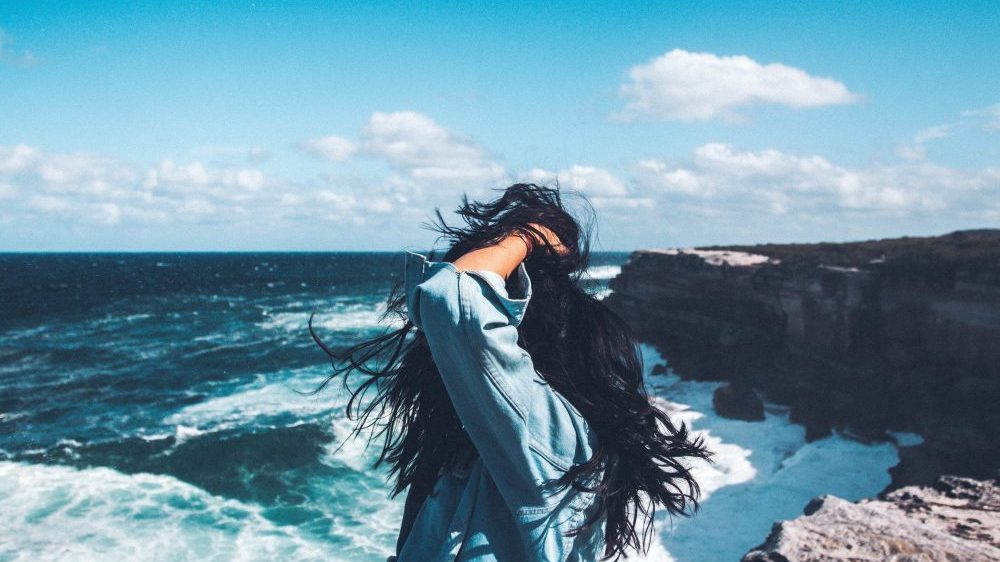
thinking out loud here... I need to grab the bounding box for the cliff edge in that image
[604,229,1000,488]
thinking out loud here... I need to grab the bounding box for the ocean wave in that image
[133,424,205,446]
[591,288,613,300]
[582,264,622,281]
[0,461,348,562]
[163,367,338,433]
[3,420,405,561]
[0,325,48,341]
[259,302,403,334]
[320,411,383,473]
[91,312,154,326]
[163,367,384,474]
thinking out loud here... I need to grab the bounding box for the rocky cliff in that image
[742,475,1000,561]
[604,229,1000,488]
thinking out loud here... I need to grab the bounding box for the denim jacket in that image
[393,251,605,561]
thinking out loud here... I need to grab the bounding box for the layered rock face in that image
[741,475,1000,561]
[604,230,1000,487]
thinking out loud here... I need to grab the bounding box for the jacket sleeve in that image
[403,250,590,511]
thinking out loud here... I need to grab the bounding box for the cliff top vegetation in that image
[702,229,1000,286]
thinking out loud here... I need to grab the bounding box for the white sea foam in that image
[169,374,371,471]
[0,461,346,562]
[164,368,336,432]
[636,344,905,561]
[192,332,228,344]
[164,367,383,473]
[592,288,614,300]
[321,407,381,473]
[582,264,622,281]
[259,301,403,334]
[173,424,205,444]
[652,396,758,501]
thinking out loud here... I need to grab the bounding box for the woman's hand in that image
[519,223,568,256]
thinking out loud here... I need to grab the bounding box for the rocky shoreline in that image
[603,229,1000,558]
[742,475,999,561]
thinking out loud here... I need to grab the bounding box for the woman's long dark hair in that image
[308,183,711,560]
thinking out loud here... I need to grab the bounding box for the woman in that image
[310,184,710,561]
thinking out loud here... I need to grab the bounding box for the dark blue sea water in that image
[0,252,909,561]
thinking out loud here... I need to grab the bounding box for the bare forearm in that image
[452,223,565,280]
[452,234,529,280]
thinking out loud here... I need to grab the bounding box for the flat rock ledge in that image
[742,475,1000,562]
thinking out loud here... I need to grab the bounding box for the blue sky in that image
[1,1,998,250]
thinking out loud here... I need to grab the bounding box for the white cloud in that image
[895,104,1000,162]
[1,145,137,196]
[361,111,505,185]
[964,103,1000,131]
[300,111,506,188]
[520,165,628,197]
[895,124,953,161]
[0,144,42,174]
[315,189,400,218]
[589,196,655,210]
[518,165,653,212]
[635,143,999,216]
[90,203,122,226]
[912,125,952,144]
[635,160,710,196]
[615,49,859,122]
[299,135,358,162]
[1,138,486,234]
[145,160,266,193]
[0,145,313,227]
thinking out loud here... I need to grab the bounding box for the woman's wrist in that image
[512,229,536,256]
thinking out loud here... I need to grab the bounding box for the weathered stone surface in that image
[742,476,1000,561]
[604,230,1000,487]
[712,382,765,421]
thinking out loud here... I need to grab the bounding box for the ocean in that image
[0,252,912,561]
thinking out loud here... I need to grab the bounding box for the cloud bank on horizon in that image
[0,3,997,251]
